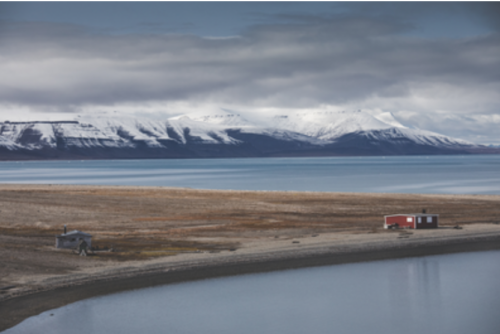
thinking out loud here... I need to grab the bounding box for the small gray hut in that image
[56,229,92,249]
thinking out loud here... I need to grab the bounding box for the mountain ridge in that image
[0,110,497,160]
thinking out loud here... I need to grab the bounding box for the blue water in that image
[5,251,500,334]
[0,155,499,194]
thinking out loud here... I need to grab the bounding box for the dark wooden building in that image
[56,230,92,249]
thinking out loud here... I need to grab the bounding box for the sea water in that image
[5,250,500,334]
[0,155,499,194]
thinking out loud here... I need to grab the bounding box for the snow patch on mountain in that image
[371,111,407,129]
[182,109,254,128]
[263,110,396,142]
[167,115,240,144]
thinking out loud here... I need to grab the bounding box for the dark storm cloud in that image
[461,2,500,31]
[0,11,499,113]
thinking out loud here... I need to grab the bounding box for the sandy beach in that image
[1,184,500,331]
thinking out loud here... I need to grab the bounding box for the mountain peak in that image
[183,110,253,128]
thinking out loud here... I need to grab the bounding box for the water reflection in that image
[387,257,443,333]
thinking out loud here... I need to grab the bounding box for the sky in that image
[0,2,499,144]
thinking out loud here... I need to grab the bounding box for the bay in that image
[0,155,500,194]
[5,250,500,334]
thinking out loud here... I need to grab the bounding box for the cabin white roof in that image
[57,230,92,238]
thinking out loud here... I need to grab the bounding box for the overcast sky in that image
[1,2,499,144]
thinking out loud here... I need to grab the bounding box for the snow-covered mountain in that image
[0,110,492,160]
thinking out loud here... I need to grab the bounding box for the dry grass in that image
[1,184,499,285]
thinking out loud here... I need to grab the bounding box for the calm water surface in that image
[1,155,499,194]
[5,251,500,334]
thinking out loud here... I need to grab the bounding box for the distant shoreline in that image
[2,234,500,332]
[1,150,500,162]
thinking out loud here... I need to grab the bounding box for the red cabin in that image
[384,214,438,229]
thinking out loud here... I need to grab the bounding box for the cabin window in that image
[70,238,76,242]
[427,217,433,223]
[407,217,413,222]
[418,217,422,224]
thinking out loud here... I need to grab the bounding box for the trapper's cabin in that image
[56,229,92,249]
[384,213,438,229]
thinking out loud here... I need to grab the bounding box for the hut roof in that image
[57,230,92,238]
